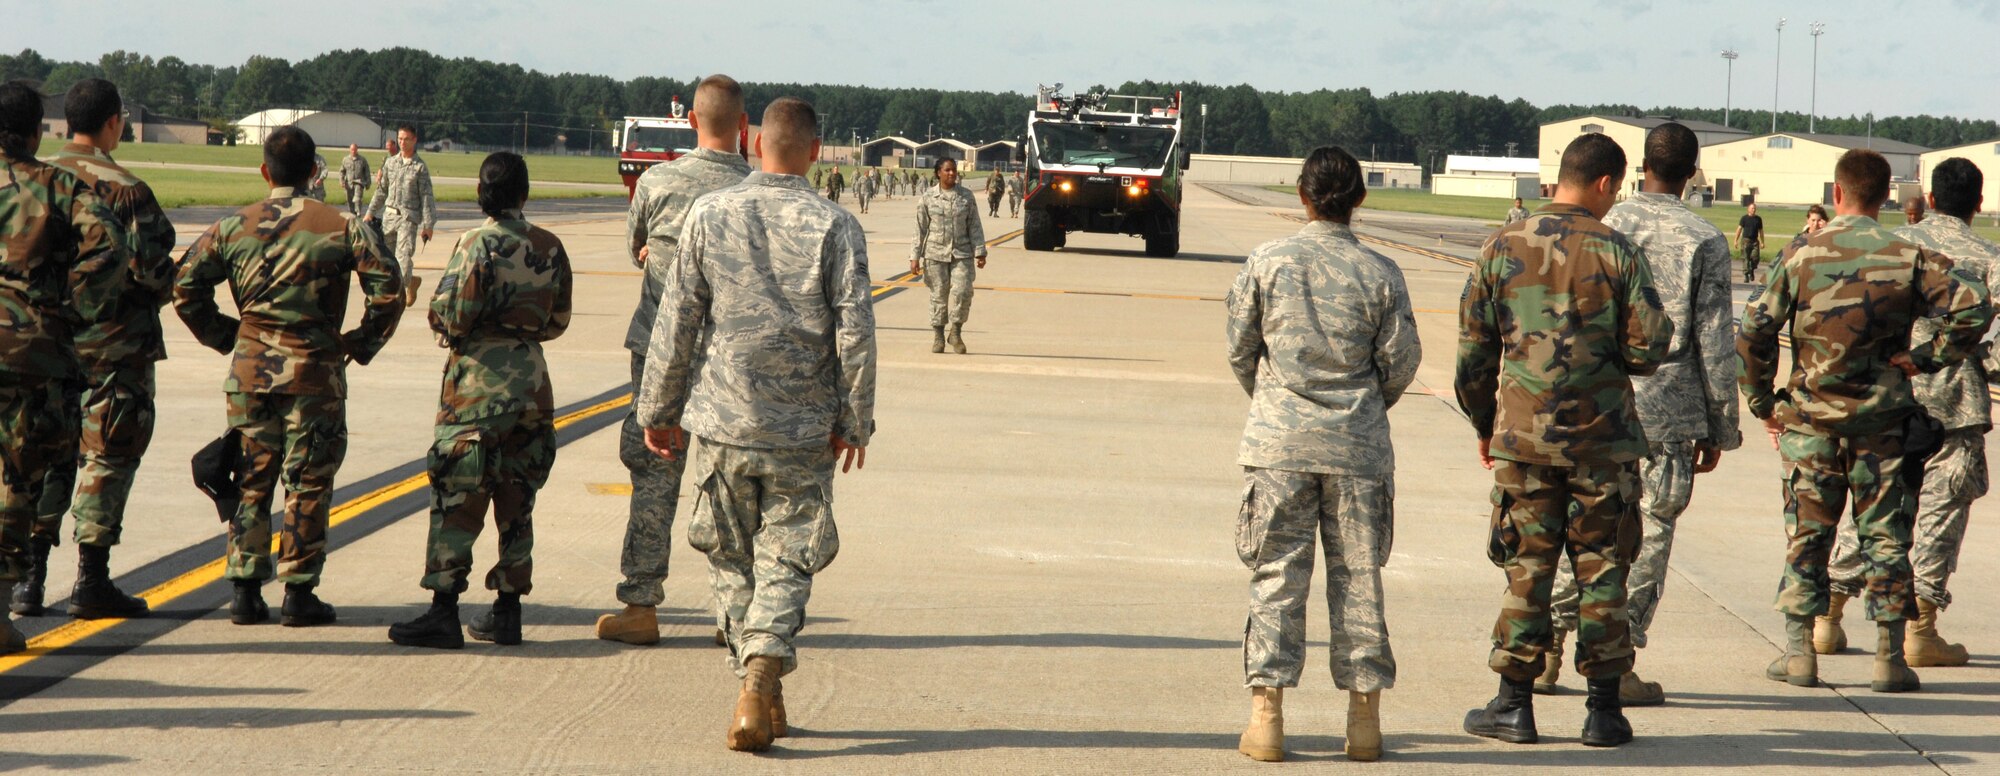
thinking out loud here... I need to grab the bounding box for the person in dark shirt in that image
[1736,204,1766,281]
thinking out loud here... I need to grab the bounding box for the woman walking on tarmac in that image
[911,157,987,354]
[1224,146,1421,763]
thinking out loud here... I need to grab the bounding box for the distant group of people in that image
[1230,121,1994,761]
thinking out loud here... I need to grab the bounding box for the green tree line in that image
[5,47,1997,161]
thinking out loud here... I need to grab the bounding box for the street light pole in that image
[1721,50,1739,128]
[1200,103,1208,154]
[1809,22,1826,133]
[1773,18,1786,134]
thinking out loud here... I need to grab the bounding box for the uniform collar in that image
[1535,202,1596,218]
[269,186,304,199]
[488,208,525,223]
[1829,214,1882,230]
[1919,213,1974,236]
[746,171,812,190]
[1626,191,1687,208]
[58,142,112,162]
[1302,220,1355,240]
[684,146,750,169]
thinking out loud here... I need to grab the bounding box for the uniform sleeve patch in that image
[1641,285,1664,310]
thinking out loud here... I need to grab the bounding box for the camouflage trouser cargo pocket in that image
[1235,479,1264,568]
[686,468,722,556]
[776,482,840,576]
[428,427,486,495]
[1374,479,1396,566]
[1612,467,1643,563]
[1486,485,1519,567]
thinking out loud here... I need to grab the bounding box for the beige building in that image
[234,109,384,148]
[1918,139,2000,211]
[1538,115,1749,195]
[1433,155,1539,199]
[1701,133,1930,206]
[1185,153,1421,188]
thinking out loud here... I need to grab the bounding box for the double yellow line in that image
[3,226,1025,677]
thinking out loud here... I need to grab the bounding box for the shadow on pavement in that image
[0,752,133,772]
[1385,729,1987,766]
[15,677,306,700]
[1055,246,1245,264]
[970,353,1165,364]
[0,706,472,734]
[771,727,1246,760]
[798,632,1235,650]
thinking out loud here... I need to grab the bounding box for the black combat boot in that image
[1464,675,1539,744]
[467,592,523,645]
[389,591,464,650]
[9,538,52,616]
[1581,675,1634,747]
[68,543,150,619]
[280,583,337,627]
[231,580,269,625]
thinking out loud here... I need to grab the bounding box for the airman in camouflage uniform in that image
[1540,157,1742,705]
[306,152,329,201]
[855,168,875,214]
[1457,133,1670,748]
[639,98,875,752]
[1504,199,1530,225]
[1227,188,1420,763]
[175,127,403,626]
[985,169,1006,217]
[912,161,987,354]
[1007,171,1024,217]
[15,129,179,620]
[1818,160,1999,668]
[1738,150,1989,693]
[366,128,436,306]
[0,80,130,653]
[599,142,749,645]
[339,145,370,216]
[389,161,572,649]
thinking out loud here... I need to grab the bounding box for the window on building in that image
[1768,136,1793,149]
[1582,123,1604,134]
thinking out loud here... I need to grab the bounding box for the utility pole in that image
[1773,18,1787,134]
[1809,22,1826,133]
[1721,49,1739,128]
[1200,103,1208,154]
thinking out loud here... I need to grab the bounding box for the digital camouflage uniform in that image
[1226,221,1421,693]
[986,171,1005,216]
[1007,174,1024,217]
[913,183,987,327]
[638,171,877,678]
[0,153,128,584]
[175,186,403,585]
[1548,193,1742,648]
[1504,206,1531,226]
[1456,203,1672,682]
[34,144,178,549]
[366,153,437,281]
[420,210,573,596]
[340,153,371,216]
[1738,214,1988,623]
[1824,214,2000,610]
[306,154,329,202]
[617,147,750,607]
[855,171,874,212]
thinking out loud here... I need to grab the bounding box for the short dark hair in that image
[0,79,44,159]
[1299,145,1366,222]
[397,123,419,139]
[1835,149,1892,209]
[1929,157,1983,220]
[1806,204,1828,220]
[932,156,956,175]
[1642,122,1699,185]
[1558,133,1626,189]
[264,125,317,188]
[477,151,530,217]
[760,97,817,159]
[64,78,122,137]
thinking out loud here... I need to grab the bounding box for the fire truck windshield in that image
[625,125,699,154]
[1033,122,1175,169]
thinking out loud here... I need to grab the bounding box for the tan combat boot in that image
[931,327,946,354]
[947,325,967,355]
[1871,621,1922,693]
[1814,593,1849,654]
[1766,614,1818,686]
[1907,599,1969,667]
[714,628,728,647]
[770,678,789,738]
[1237,687,1284,762]
[594,604,660,645]
[1533,631,1566,694]
[1619,671,1664,706]
[1345,690,1381,762]
[728,656,779,751]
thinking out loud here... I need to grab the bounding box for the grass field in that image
[1267,185,2000,246]
[139,168,606,210]
[101,142,617,185]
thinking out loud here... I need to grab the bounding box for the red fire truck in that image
[616,97,749,198]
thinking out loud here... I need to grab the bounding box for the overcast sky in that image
[10,0,1999,120]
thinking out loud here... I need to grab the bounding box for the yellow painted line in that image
[586,483,634,496]
[0,392,633,675]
